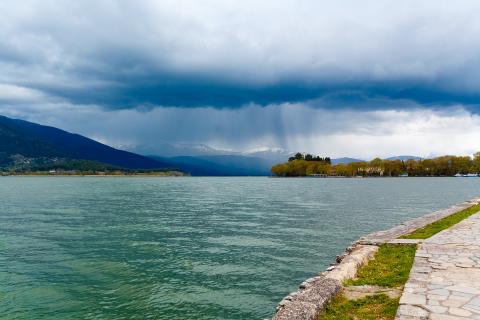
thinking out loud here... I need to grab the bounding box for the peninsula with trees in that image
[271,152,480,177]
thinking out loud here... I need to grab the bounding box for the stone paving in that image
[396,212,480,320]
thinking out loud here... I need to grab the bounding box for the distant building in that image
[455,173,478,177]
[357,166,384,176]
[308,174,328,177]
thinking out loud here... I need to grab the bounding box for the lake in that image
[1,177,479,319]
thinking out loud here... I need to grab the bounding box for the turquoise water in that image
[0,177,479,319]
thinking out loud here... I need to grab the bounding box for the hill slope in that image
[152,155,275,176]
[0,115,169,169]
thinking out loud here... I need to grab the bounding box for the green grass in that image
[321,245,415,319]
[401,203,480,239]
[345,244,417,288]
[320,294,399,320]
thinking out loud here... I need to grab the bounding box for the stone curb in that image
[273,276,341,320]
[272,197,480,320]
[323,245,378,282]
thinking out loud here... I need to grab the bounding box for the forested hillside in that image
[0,115,170,171]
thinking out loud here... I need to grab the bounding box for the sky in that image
[1,0,480,159]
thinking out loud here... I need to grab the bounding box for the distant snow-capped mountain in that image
[131,142,232,157]
[131,143,294,176]
[132,143,294,162]
[241,147,293,162]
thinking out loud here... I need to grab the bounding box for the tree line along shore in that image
[0,158,185,176]
[271,152,480,177]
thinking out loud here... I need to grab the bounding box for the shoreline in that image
[0,174,186,177]
[272,196,480,320]
[270,175,480,178]
[0,171,186,177]
[2,174,478,178]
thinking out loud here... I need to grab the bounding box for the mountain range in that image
[0,115,169,170]
[152,155,275,176]
[384,155,423,161]
[0,115,279,175]
[0,115,424,175]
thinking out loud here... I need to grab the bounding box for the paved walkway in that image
[396,212,480,320]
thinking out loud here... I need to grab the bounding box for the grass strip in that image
[319,293,399,320]
[345,244,416,288]
[320,245,416,319]
[400,203,480,239]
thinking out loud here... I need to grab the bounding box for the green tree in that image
[474,152,480,173]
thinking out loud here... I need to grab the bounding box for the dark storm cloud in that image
[1,0,480,110]
[39,79,480,110]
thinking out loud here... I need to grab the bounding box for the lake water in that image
[1,177,479,319]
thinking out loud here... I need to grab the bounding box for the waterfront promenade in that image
[273,198,480,320]
[396,212,480,319]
